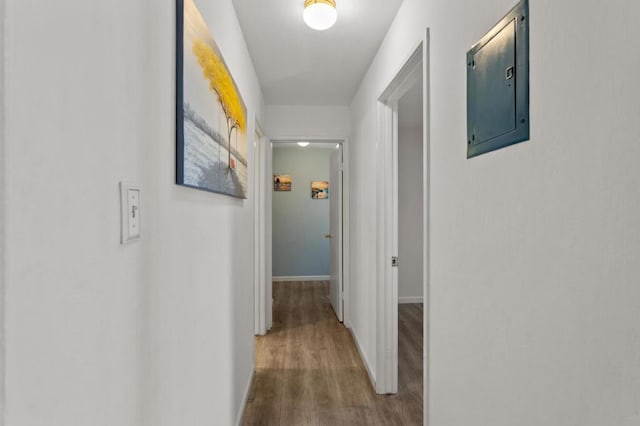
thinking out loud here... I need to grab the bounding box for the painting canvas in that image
[176,0,248,198]
[273,174,292,192]
[311,181,329,199]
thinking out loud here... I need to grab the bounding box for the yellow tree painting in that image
[192,40,246,170]
[176,0,248,198]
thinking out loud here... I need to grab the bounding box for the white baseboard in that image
[235,367,254,426]
[398,296,424,304]
[348,327,376,389]
[272,275,330,282]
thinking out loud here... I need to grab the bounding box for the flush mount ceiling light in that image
[297,141,310,147]
[303,0,337,31]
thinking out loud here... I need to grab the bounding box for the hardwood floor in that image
[242,281,423,425]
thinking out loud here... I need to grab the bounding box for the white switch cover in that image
[120,182,141,244]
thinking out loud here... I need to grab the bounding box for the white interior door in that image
[329,146,343,322]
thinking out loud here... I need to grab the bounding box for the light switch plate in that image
[120,182,141,244]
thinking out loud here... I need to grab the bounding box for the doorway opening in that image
[375,29,430,415]
[270,140,345,320]
[256,138,349,333]
[396,75,425,415]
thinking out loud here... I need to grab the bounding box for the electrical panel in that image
[467,0,529,158]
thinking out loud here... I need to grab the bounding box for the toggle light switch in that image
[120,182,141,244]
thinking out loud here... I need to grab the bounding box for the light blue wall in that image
[272,146,331,277]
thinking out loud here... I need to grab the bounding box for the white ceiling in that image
[233,0,403,106]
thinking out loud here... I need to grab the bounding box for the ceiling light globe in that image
[303,1,337,31]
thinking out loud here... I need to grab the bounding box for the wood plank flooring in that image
[242,281,423,425]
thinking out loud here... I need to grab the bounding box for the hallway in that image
[242,281,423,425]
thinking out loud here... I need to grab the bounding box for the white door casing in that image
[376,36,428,396]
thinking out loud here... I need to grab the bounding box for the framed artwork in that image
[273,174,292,192]
[176,0,248,198]
[311,181,329,199]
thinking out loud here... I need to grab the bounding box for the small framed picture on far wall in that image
[311,181,329,199]
[273,174,292,191]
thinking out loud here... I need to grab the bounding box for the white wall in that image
[397,123,423,302]
[3,0,263,425]
[4,0,147,424]
[144,1,264,426]
[265,105,350,138]
[350,0,640,424]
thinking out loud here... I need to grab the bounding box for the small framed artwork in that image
[273,174,292,191]
[311,181,329,199]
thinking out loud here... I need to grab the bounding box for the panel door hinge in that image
[391,256,399,267]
